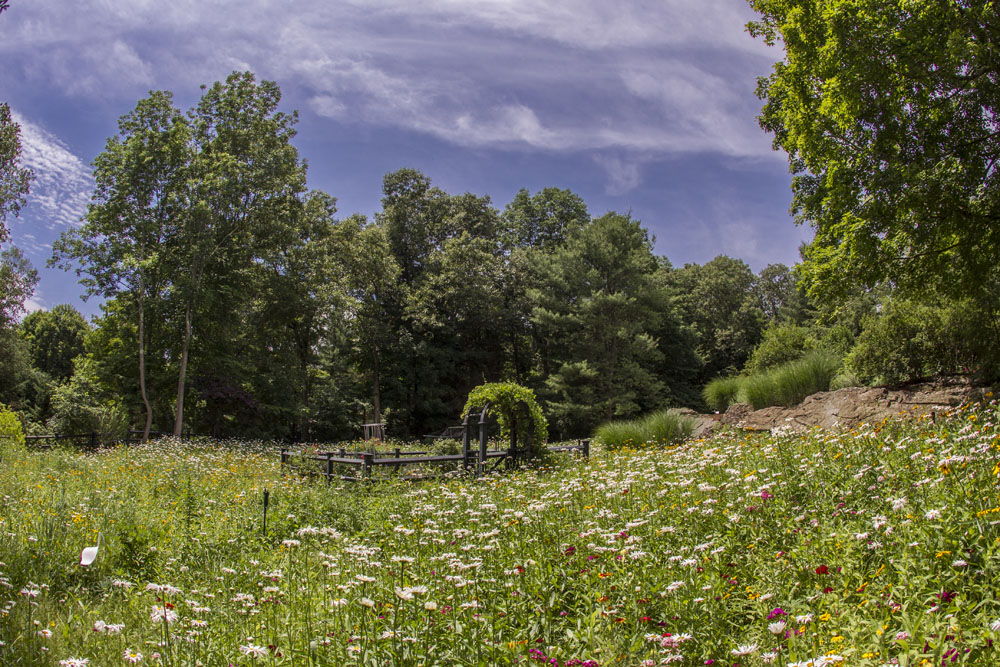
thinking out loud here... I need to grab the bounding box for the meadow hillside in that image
[1,398,999,666]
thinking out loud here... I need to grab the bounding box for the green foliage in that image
[0,402,25,458]
[749,1,1000,310]
[846,297,990,386]
[463,382,548,456]
[594,409,694,450]
[740,349,841,409]
[744,321,818,374]
[829,368,862,391]
[669,255,765,381]
[0,246,37,329]
[19,304,89,381]
[48,357,128,441]
[501,187,589,251]
[642,409,695,446]
[532,212,696,436]
[703,375,746,413]
[705,349,841,411]
[0,102,32,245]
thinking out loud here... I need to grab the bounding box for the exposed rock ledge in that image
[683,377,990,439]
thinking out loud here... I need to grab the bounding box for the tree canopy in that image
[748,0,1000,305]
[0,103,32,246]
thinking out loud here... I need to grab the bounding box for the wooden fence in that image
[280,439,589,482]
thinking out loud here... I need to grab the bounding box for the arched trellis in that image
[460,398,540,474]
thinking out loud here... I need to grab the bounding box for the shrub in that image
[48,357,128,443]
[845,298,986,385]
[594,409,694,450]
[744,322,817,373]
[703,375,745,412]
[0,403,26,460]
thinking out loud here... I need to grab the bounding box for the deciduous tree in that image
[748,0,1000,305]
[52,90,189,440]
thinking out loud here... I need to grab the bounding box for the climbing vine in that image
[463,382,548,457]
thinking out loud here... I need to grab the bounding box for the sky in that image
[0,0,812,318]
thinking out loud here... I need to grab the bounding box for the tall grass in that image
[703,349,842,411]
[703,375,745,412]
[594,409,694,449]
[740,349,841,409]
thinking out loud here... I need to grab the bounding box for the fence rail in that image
[280,439,590,482]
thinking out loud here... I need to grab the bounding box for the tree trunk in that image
[138,300,153,441]
[372,347,382,426]
[173,306,192,437]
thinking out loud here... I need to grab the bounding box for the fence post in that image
[582,439,590,458]
[362,452,373,480]
[462,413,472,472]
[325,454,333,484]
[90,432,97,448]
[280,449,288,465]
[478,407,489,477]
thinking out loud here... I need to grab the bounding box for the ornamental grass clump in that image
[594,409,693,450]
[740,349,841,409]
[703,375,746,412]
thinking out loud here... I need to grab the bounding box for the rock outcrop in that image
[691,377,987,437]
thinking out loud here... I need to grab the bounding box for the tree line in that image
[3,0,999,442]
[0,75,809,441]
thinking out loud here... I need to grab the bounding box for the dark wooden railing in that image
[280,439,589,482]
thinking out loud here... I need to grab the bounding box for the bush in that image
[744,322,817,373]
[0,403,26,460]
[703,375,746,412]
[740,350,841,409]
[845,297,987,385]
[594,409,694,450]
[48,357,128,443]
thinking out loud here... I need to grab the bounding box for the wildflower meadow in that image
[1,399,999,666]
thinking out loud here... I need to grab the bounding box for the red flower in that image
[815,565,829,574]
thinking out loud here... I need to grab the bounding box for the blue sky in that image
[0,0,811,317]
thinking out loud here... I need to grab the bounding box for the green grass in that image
[740,349,841,409]
[704,349,842,411]
[2,399,1000,666]
[593,409,694,449]
[703,375,745,412]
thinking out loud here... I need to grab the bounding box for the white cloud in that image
[594,155,643,196]
[22,294,47,316]
[10,111,93,231]
[0,0,783,193]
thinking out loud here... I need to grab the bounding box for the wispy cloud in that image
[10,111,93,231]
[594,155,644,196]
